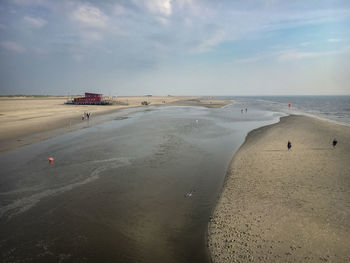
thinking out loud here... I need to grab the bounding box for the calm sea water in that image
[227,96,350,126]
[0,104,282,263]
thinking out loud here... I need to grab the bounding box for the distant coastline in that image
[0,96,231,153]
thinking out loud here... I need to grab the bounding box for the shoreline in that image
[208,115,350,262]
[0,96,231,153]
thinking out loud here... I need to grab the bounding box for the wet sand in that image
[208,115,350,262]
[0,104,275,263]
[0,96,230,153]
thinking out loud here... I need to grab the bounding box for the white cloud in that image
[277,49,320,61]
[300,42,311,47]
[176,0,193,8]
[80,31,102,41]
[277,47,350,62]
[191,31,226,53]
[73,54,84,62]
[23,16,47,28]
[235,53,271,64]
[327,38,342,43]
[134,0,172,16]
[235,46,350,64]
[113,4,127,16]
[72,4,108,28]
[0,41,25,53]
[32,47,48,55]
[13,0,47,6]
[156,16,169,25]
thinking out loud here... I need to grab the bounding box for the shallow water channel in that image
[0,104,281,263]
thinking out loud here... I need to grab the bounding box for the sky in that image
[0,0,350,96]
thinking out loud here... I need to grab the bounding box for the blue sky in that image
[0,0,349,95]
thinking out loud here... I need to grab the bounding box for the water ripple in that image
[0,157,131,219]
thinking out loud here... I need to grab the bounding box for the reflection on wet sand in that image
[0,105,280,263]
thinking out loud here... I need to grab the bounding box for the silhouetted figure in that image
[241,109,243,114]
[287,141,292,150]
[332,138,337,148]
[245,108,247,113]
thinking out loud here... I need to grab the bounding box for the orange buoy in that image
[48,157,54,163]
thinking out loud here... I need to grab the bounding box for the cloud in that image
[23,16,47,28]
[235,46,350,64]
[133,0,172,16]
[277,49,320,61]
[113,4,127,16]
[12,0,47,6]
[72,4,108,28]
[300,42,311,47]
[80,31,103,41]
[227,8,350,36]
[235,53,271,64]
[176,0,194,8]
[0,41,25,53]
[73,54,84,62]
[327,38,342,43]
[156,16,169,25]
[277,46,350,61]
[192,31,226,53]
[32,47,48,55]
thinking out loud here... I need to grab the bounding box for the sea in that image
[230,95,350,126]
[0,95,348,263]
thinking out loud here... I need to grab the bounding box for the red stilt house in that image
[73,93,103,104]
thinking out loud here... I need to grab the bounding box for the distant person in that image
[87,113,90,119]
[241,109,243,114]
[332,138,337,148]
[245,108,247,113]
[287,141,292,150]
[81,114,85,120]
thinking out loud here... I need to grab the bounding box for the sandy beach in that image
[0,96,230,153]
[208,115,350,262]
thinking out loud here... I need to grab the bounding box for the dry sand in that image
[0,96,230,153]
[208,115,350,262]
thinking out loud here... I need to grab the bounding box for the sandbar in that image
[208,115,350,262]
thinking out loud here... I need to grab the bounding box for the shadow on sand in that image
[264,148,333,152]
[311,147,332,151]
[264,149,287,152]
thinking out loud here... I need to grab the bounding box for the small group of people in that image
[287,138,338,150]
[241,108,248,114]
[82,112,91,120]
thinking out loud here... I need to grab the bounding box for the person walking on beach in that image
[245,108,248,113]
[287,140,292,150]
[332,138,337,148]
